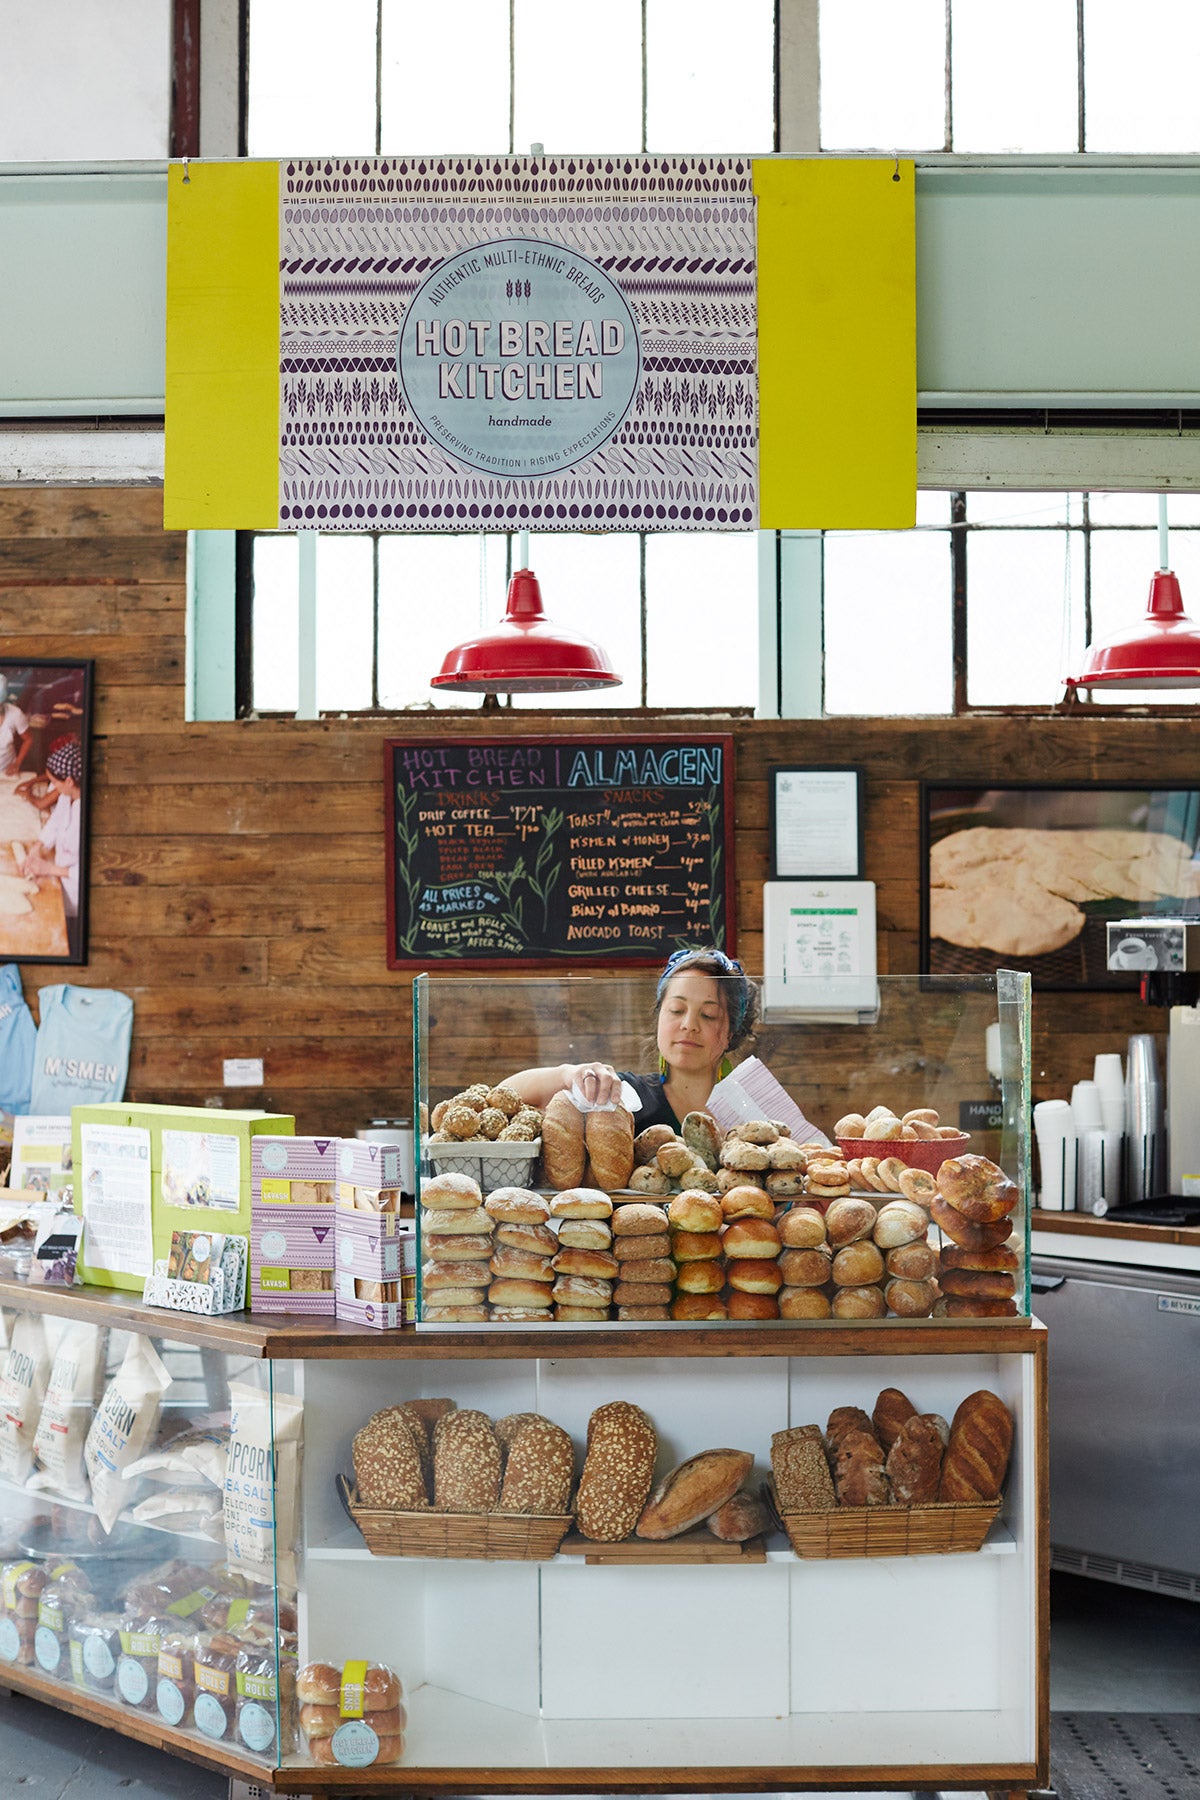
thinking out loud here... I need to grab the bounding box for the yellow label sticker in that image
[340,1659,368,1718]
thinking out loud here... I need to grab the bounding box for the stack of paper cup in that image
[1093,1052,1126,1133]
[1126,1033,1166,1201]
[1033,1100,1077,1211]
[1078,1129,1123,1214]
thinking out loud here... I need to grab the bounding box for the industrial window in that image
[822,491,1200,716]
[819,0,1200,154]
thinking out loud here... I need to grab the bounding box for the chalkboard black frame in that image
[384,732,736,969]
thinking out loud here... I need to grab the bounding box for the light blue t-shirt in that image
[0,964,36,1114]
[29,985,132,1114]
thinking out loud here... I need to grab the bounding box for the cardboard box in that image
[251,1135,340,1203]
[72,1103,293,1297]
[250,1203,337,1315]
[334,1211,415,1329]
[336,1138,407,1191]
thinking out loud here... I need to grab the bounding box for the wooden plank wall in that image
[0,487,1187,1136]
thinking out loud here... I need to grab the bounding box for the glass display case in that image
[0,1287,298,1777]
[413,970,1032,1326]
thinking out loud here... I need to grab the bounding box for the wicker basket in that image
[346,1485,572,1560]
[779,1498,1000,1558]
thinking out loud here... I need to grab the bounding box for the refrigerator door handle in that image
[1030,1272,1066,1293]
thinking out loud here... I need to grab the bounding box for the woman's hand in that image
[569,1062,622,1107]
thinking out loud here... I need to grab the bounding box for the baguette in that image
[636,1448,754,1539]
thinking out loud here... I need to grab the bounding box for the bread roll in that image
[857,1156,889,1193]
[886,1414,944,1503]
[779,1286,832,1319]
[554,1305,610,1322]
[422,1257,490,1288]
[541,1092,587,1189]
[725,1290,779,1319]
[617,1304,671,1320]
[940,1243,1019,1273]
[835,1113,866,1136]
[668,1191,723,1233]
[611,1203,669,1237]
[765,1172,804,1198]
[871,1387,917,1451]
[576,1402,657,1540]
[422,1171,484,1210]
[423,1205,495,1237]
[486,1278,554,1309]
[937,1390,1013,1502]
[636,1448,753,1539]
[584,1105,635,1191]
[939,1267,1017,1301]
[930,1194,1014,1250]
[674,1259,726,1294]
[484,1187,549,1225]
[779,1205,828,1248]
[550,1188,613,1220]
[779,1246,832,1287]
[671,1229,723,1262]
[495,1221,558,1256]
[716,1167,762,1194]
[423,1303,489,1322]
[944,1296,1018,1318]
[707,1488,771,1541]
[831,1284,886,1319]
[886,1239,938,1281]
[729,1120,779,1145]
[490,1307,552,1322]
[727,1258,784,1295]
[825,1198,877,1247]
[551,1246,619,1280]
[936,1154,1018,1223]
[671,1292,728,1321]
[771,1425,836,1511]
[722,1217,782,1259]
[628,1164,672,1195]
[885,1276,937,1317]
[681,1110,723,1169]
[556,1217,612,1250]
[719,1139,771,1172]
[489,1246,555,1282]
[720,1186,775,1221]
[831,1240,885,1287]
[433,1410,502,1512]
[499,1416,574,1515]
[550,1274,613,1308]
[428,1232,494,1260]
[613,1232,672,1264]
[616,1254,675,1283]
[613,1281,673,1307]
[634,1124,677,1166]
[872,1200,928,1248]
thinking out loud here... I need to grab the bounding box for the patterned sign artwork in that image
[280,155,757,531]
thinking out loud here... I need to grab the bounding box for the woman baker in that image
[504,947,759,1130]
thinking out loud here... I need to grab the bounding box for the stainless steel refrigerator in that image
[1032,1256,1200,1599]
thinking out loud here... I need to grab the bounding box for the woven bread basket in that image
[346,1484,572,1559]
[778,1496,1000,1558]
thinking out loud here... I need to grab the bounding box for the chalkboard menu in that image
[385,734,735,967]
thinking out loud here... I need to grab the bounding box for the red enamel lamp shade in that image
[431,567,622,694]
[1065,569,1200,690]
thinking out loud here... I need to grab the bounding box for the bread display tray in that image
[779,1496,1000,1558]
[346,1484,572,1559]
[424,1138,540,1193]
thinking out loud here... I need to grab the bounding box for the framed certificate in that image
[768,765,864,880]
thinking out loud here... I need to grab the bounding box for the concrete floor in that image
[0,1573,1197,1798]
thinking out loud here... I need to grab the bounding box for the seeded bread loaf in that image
[432,1409,503,1513]
[575,1401,657,1542]
[771,1425,836,1512]
[353,1412,427,1509]
[498,1416,574,1515]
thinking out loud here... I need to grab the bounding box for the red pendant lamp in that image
[431,535,622,697]
[1065,497,1200,693]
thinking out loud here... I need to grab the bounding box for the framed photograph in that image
[0,659,93,964]
[768,765,864,879]
[921,782,1200,990]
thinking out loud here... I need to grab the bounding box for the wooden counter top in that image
[0,1273,1044,1359]
[1031,1207,1200,1249]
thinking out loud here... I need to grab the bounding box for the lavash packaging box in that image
[250,1136,338,1314]
[334,1210,415,1330]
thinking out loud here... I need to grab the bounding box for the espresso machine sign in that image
[397,237,641,478]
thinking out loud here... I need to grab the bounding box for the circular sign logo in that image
[398,237,640,479]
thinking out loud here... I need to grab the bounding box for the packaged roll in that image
[29,1321,104,1501]
[297,1660,404,1767]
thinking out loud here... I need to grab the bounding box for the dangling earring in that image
[718,1055,733,1081]
[659,1054,668,1078]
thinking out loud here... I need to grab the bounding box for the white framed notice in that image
[762,880,878,1019]
[769,766,863,879]
[79,1121,153,1279]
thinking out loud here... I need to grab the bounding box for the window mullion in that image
[951,490,968,712]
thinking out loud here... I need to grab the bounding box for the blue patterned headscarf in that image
[655,947,756,1049]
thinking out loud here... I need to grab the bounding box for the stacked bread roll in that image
[928,1154,1020,1317]
[720,1189,782,1319]
[666,1190,726,1320]
[777,1205,833,1318]
[774,1191,939,1319]
[485,1188,556,1318]
[610,1202,673,1319]
[549,1189,615,1319]
[421,1172,493,1322]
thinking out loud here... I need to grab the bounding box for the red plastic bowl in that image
[836,1133,969,1174]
